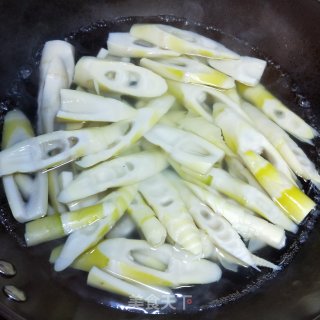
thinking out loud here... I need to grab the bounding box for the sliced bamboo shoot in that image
[145,124,224,174]
[208,56,266,86]
[74,57,168,97]
[107,32,180,58]
[141,57,234,89]
[58,151,168,203]
[237,83,317,143]
[139,173,203,255]
[57,89,137,122]
[242,151,315,223]
[130,24,239,59]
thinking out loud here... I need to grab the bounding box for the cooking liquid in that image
[0,15,319,314]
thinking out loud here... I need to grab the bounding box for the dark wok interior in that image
[1,1,320,319]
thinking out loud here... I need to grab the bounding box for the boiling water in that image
[0,15,319,314]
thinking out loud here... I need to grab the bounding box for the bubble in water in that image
[299,231,309,243]
[297,94,311,108]
[290,83,299,93]
[306,219,316,230]
[0,99,11,113]
[19,66,32,80]
[300,100,311,108]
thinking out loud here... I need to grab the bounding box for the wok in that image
[0,0,320,319]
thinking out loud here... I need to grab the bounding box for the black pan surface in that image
[1,1,320,320]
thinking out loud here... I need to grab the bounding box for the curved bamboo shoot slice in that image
[237,83,317,143]
[54,186,137,271]
[98,238,222,286]
[130,24,239,59]
[213,105,296,183]
[167,80,250,122]
[186,182,286,250]
[76,95,174,168]
[166,171,256,265]
[88,267,176,304]
[38,40,75,134]
[107,32,180,58]
[242,151,315,224]
[39,40,75,86]
[242,102,320,187]
[141,57,234,89]
[2,110,48,222]
[208,56,266,86]
[208,167,297,233]
[128,193,167,247]
[74,57,168,97]
[139,173,202,255]
[224,156,263,191]
[177,115,234,156]
[57,89,137,122]
[145,124,224,174]
[58,151,168,203]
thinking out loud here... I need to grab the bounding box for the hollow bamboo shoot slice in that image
[140,57,234,89]
[208,56,266,86]
[213,105,296,183]
[139,173,202,255]
[186,182,286,250]
[39,40,75,86]
[242,151,315,224]
[25,185,136,246]
[76,95,174,168]
[38,40,74,134]
[130,24,239,59]
[167,80,249,122]
[145,124,224,174]
[0,96,172,175]
[57,89,137,122]
[208,167,297,232]
[127,192,167,247]
[88,267,176,304]
[242,102,320,187]
[2,110,48,222]
[166,171,255,265]
[74,57,168,97]
[237,83,317,143]
[107,32,180,58]
[98,238,222,286]
[54,186,137,271]
[58,151,168,203]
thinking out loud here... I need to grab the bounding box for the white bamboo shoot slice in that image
[74,57,168,97]
[57,89,137,122]
[130,24,239,59]
[107,32,180,58]
[141,57,234,89]
[208,56,266,86]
